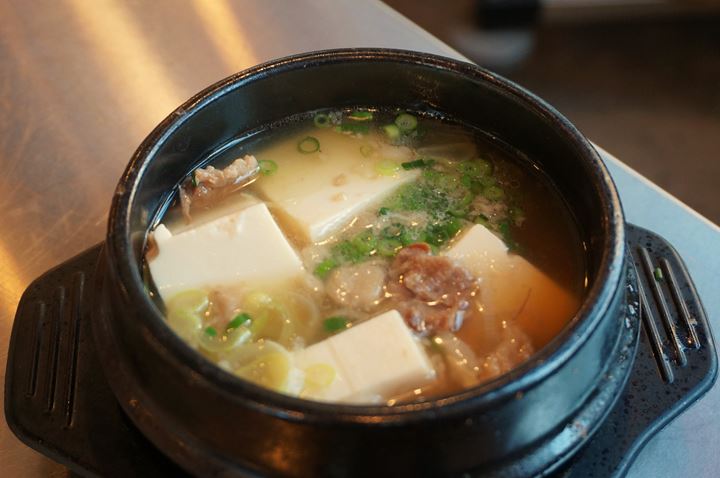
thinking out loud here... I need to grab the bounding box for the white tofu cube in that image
[254,129,419,242]
[294,310,436,404]
[166,192,260,234]
[293,340,354,402]
[149,202,304,300]
[446,225,580,345]
[330,310,436,401]
[445,223,510,276]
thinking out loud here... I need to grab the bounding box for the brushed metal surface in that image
[0,1,455,475]
[1,1,718,477]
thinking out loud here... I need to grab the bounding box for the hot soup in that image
[145,109,586,405]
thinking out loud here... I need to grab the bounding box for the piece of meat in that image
[179,184,193,223]
[326,261,387,311]
[194,155,258,187]
[471,195,507,226]
[205,288,241,328]
[179,155,259,222]
[387,244,479,335]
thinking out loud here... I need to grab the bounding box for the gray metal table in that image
[1,1,716,476]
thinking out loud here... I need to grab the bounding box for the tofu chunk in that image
[294,310,436,404]
[166,192,260,235]
[253,129,419,242]
[292,340,354,401]
[149,202,304,300]
[445,223,510,276]
[446,225,580,345]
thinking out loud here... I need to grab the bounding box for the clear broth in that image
[148,109,586,404]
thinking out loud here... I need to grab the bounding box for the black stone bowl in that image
[94,49,628,477]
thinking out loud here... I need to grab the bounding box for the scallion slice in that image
[258,159,278,175]
[401,158,435,170]
[377,238,402,257]
[483,185,505,201]
[394,113,417,132]
[323,316,349,332]
[474,214,490,226]
[204,326,218,337]
[227,313,251,331]
[298,136,320,154]
[459,159,492,178]
[313,113,331,128]
[382,124,401,140]
[335,123,370,135]
[348,110,373,121]
[314,257,338,279]
[654,267,664,282]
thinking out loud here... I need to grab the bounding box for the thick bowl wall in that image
[95,49,626,477]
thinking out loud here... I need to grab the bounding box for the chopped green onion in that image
[330,229,379,264]
[375,159,400,176]
[511,207,526,226]
[190,171,198,187]
[347,110,373,121]
[382,124,401,140]
[258,159,278,175]
[425,219,463,246]
[323,316,350,332]
[313,113,331,128]
[458,189,474,206]
[436,174,458,191]
[498,221,516,249]
[398,227,425,246]
[483,185,505,201]
[394,113,418,132]
[448,206,469,219]
[446,219,464,238]
[423,169,440,181]
[469,175,496,194]
[378,207,390,216]
[401,158,435,170]
[360,144,375,157]
[381,223,404,239]
[478,175,496,187]
[474,214,490,226]
[377,238,403,257]
[459,159,492,178]
[204,326,218,337]
[298,136,320,153]
[350,230,377,255]
[498,220,511,236]
[654,267,664,282]
[477,159,493,176]
[335,123,370,135]
[332,241,359,263]
[314,257,338,279]
[227,313,251,331]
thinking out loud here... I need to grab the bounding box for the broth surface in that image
[146,109,586,404]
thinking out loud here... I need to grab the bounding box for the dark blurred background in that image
[384,0,720,225]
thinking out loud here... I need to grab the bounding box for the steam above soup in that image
[145,110,585,405]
